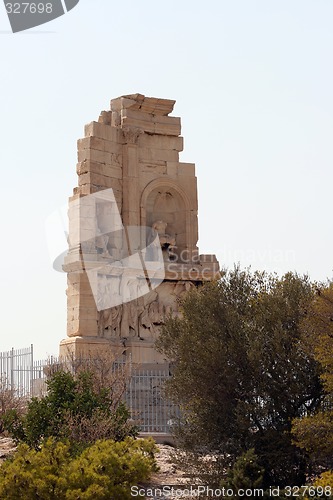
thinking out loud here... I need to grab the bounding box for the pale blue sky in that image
[0,0,332,358]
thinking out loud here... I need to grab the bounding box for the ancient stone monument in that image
[60,94,219,366]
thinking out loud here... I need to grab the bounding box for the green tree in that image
[156,268,323,487]
[292,283,333,470]
[3,369,137,452]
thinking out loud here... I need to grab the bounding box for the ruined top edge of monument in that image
[110,94,176,116]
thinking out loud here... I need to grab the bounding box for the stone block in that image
[98,110,111,125]
[70,307,98,322]
[104,141,123,155]
[84,121,123,144]
[75,217,98,232]
[78,136,122,156]
[111,96,140,112]
[59,336,125,359]
[167,162,195,177]
[68,201,96,220]
[111,111,121,127]
[139,148,178,163]
[140,162,167,176]
[111,94,175,116]
[84,121,107,139]
[67,320,79,337]
[78,148,112,165]
[121,109,181,136]
[68,192,96,207]
[79,228,96,243]
[78,136,105,152]
[75,185,103,195]
[67,308,98,323]
[139,134,183,152]
[67,271,89,286]
[178,176,198,209]
[78,172,123,191]
[178,162,196,176]
[122,108,180,126]
[76,161,123,179]
[67,318,98,337]
[166,162,179,177]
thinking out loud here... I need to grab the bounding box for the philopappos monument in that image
[60,94,219,365]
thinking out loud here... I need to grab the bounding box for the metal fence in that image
[0,345,178,433]
[0,345,34,398]
[125,368,179,433]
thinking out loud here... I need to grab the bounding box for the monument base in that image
[59,336,168,366]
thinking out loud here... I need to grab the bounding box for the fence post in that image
[30,344,34,397]
[129,353,132,376]
[10,347,14,393]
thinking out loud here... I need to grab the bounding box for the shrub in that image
[220,449,264,497]
[0,437,157,500]
[0,377,23,435]
[313,470,333,489]
[3,369,137,452]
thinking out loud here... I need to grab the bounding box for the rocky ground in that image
[143,444,200,498]
[150,444,189,485]
[0,437,16,463]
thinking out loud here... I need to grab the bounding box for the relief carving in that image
[98,280,195,340]
[99,305,122,338]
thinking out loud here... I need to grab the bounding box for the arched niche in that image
[140,179,193,260]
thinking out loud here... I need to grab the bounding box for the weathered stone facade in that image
[60,94,219,365]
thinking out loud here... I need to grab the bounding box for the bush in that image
[0,437,158,500]
[313,470,333,491]
[3,369,137,452]
[0,377,23,435]
[220,449,264,497]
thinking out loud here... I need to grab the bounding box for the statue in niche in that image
[95,229,111,258]
[146,220,177,261]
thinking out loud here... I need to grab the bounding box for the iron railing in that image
[0,346,178,433]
